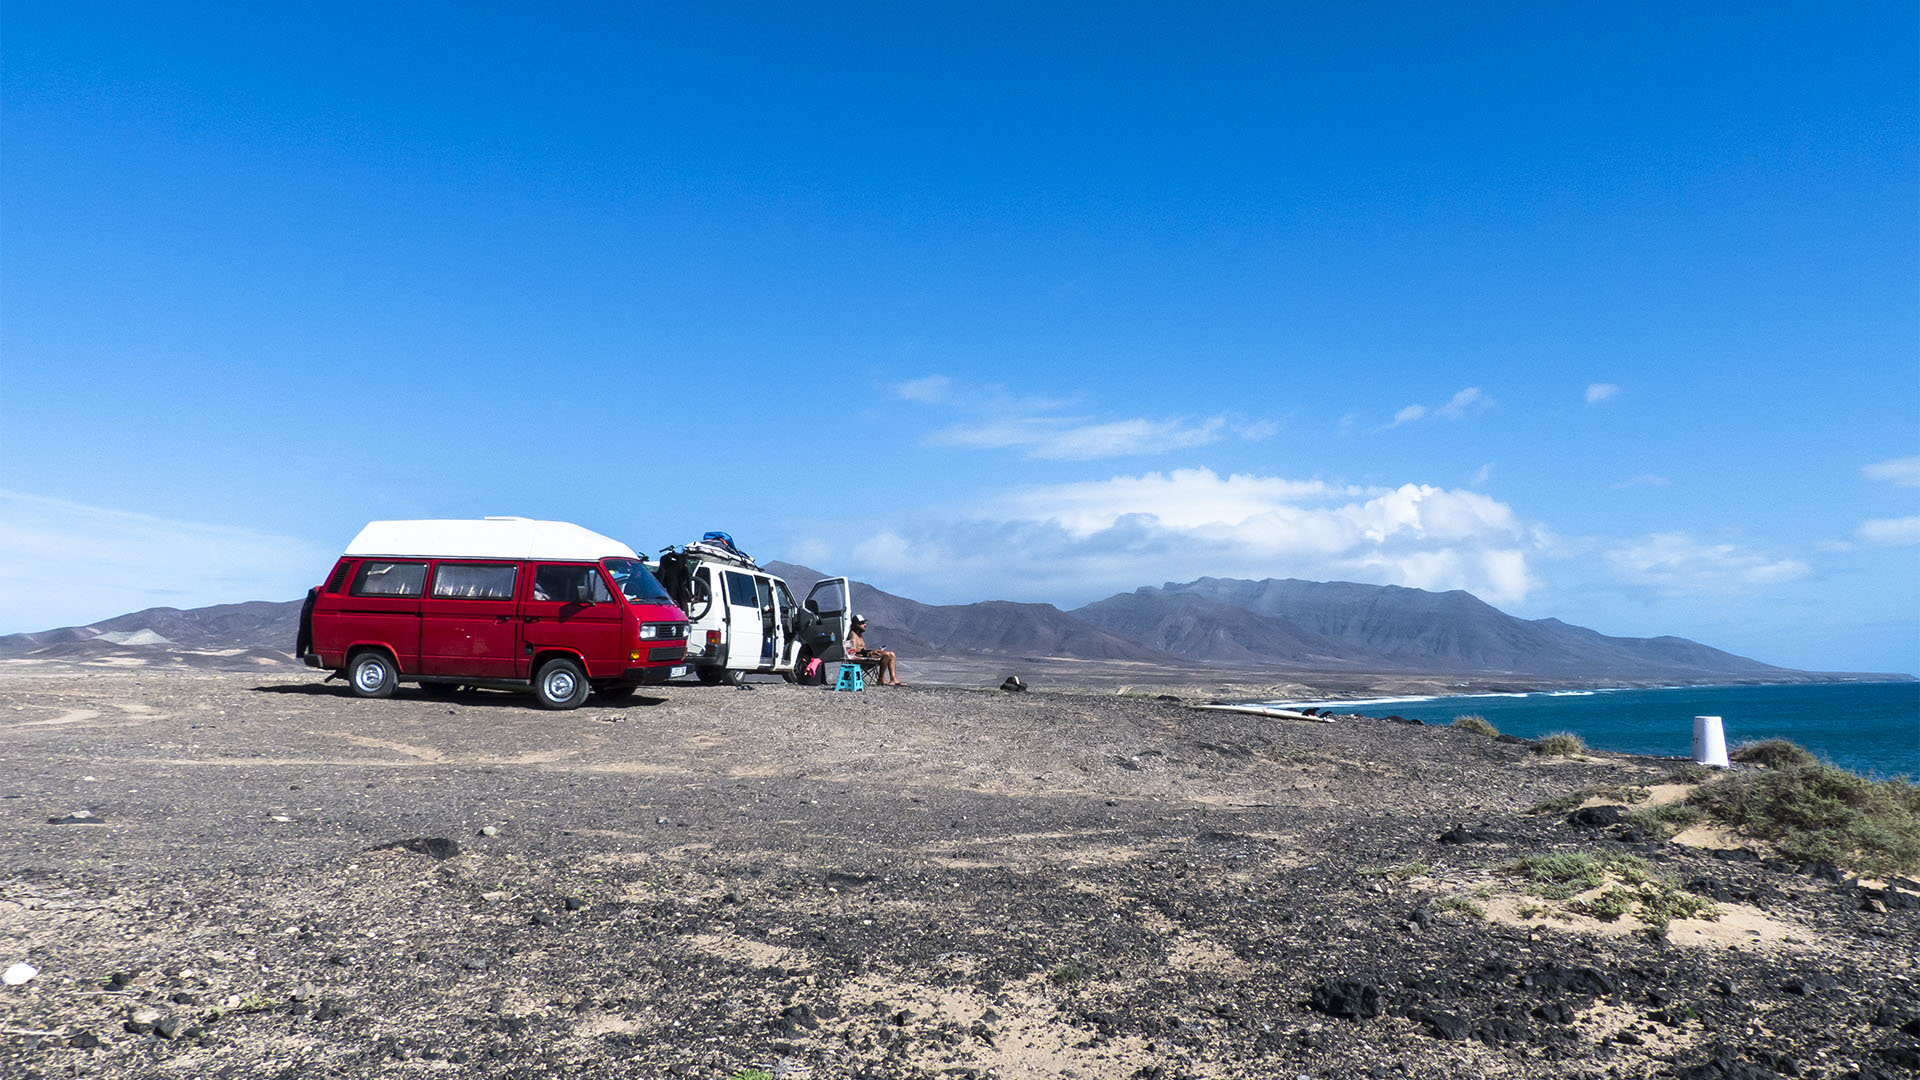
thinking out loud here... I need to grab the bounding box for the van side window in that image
[325,561,352,593]
[351,561,427,597]
[724,571,760,607]
[532,564,613,604]
[431,563,517,600]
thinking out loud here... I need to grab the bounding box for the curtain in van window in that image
[352,561,427,597]
[431,563,517,599]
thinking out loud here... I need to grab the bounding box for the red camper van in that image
[297,518,689,709]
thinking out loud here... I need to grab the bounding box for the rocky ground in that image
[0,667,1915,1079]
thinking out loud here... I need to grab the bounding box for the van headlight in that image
[639,622,687,640]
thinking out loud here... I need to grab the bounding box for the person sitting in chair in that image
[846,616,902,686]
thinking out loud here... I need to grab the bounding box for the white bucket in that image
[1692,715,1730,768]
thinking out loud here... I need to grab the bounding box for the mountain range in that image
[2,564,1903,685]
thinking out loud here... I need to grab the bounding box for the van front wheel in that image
[347,651,397,699]
[533,658,589,710]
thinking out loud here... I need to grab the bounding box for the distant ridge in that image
[3,567,1903,684]
[1074,578,1792,681]
[0,599,303,670]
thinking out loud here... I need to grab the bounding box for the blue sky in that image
[3,4,1916,674]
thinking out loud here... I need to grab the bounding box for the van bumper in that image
[624,664,689,685]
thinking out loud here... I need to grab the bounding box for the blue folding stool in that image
[832,662,865,692]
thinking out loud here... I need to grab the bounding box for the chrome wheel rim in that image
[543,668,577,702]
[353,658,387,692]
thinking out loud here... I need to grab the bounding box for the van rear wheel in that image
[696,666,736,686]
[347,651,397,699]
[533,658,589,710]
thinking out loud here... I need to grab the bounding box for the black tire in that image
[696,666,736,686]
[533,657,589,710]
[598,685,638,703]
[347,650,397,699]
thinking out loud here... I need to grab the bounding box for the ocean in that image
[1261,682,1920,779]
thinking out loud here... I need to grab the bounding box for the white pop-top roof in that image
[343,517,638,561]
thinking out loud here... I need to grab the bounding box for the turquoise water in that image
[1264,682,1920,778]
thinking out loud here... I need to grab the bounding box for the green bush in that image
[1625,802,1709,837]
[1435,895,1486,919]
[1570,886,1635,921]
[1729,739,1818,769]
[1531,732,1587,757]
[1687,763,1920,877]
[1452,714,1498,737]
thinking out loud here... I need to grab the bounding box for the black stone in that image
[371,837,461,859]
[1476,1018,1528,1046]
[1309,979,1382,1020]
[1533,1001,1577,1025]
[1523,966,1617,997]
[1569,805,1632,828]
[1416,1011,1469,1040]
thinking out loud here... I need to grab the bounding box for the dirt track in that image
[1,668,1915,1079]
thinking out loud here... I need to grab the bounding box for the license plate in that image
[670,665,689,678]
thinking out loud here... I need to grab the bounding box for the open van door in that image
[802,577,852,660]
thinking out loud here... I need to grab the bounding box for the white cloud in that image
[848,468,1547,608]
[932,415,1230,460]
[0,490,336,634]
[1586,383,1621,405]
[1858,516,1920,547]
[1435,387,1485,419]
[1605,533,1811,594]
[908,375,1275,460]
[1388,386,1488,428]
[1471,462,1495,487]
[1863,456,1920,487]
[896,375,951,403]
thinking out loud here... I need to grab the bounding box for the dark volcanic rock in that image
[1309,979,1382,1019]
[1568,805,1632,828]
[372,837,461,860]
[1414,1010,1468,1039]
[1521,966,1617,996]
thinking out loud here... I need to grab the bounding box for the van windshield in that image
[603,559,674,605]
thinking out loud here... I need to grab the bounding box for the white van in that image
[653,538,851,684]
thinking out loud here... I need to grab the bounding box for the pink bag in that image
[804,658,823,680]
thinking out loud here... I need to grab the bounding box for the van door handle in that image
[523,616,541,623]
[495,616,513,623]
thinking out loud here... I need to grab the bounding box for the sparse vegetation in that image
[1514,900,1547,919]
[1667,763,1713,784]
[1506,851,1717,928]
[728,1070,775,1080]
[1451,714,1498,737]
[1358,861,1431,880]
[1048,961,1090,987]
[1529,783,1651,814]
[1686,762,1920,877]
[1435,895,1486,919]
[1729,739,1818,769]
[1570,885,1635,922]
[1531,732,1587,757]
[1625,802,1710,837]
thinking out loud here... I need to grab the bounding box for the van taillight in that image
[706,631,721,648]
